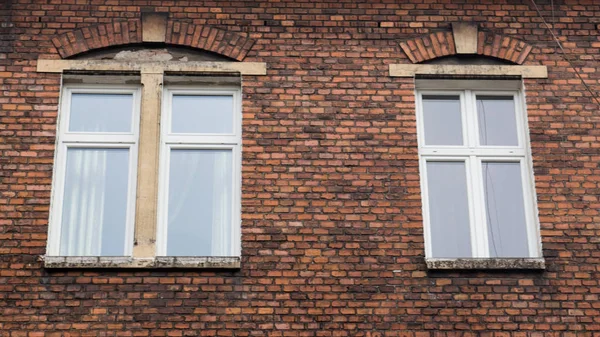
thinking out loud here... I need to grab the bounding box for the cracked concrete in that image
[42,256,241,269]
[425,258,546,270]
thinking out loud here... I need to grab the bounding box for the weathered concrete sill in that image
[426,258,545,270]
[42,256,241,269]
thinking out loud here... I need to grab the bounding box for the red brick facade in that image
[1,0,600,336]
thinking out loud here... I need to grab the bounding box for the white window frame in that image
[416,86,542,259]
[47,85,141,256]
[156,86,242,257]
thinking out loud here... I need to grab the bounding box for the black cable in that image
[529,0,600,106]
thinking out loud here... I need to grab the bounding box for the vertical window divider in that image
[471,156,489,258]
[132,72,163,259]
[464,90,487,257]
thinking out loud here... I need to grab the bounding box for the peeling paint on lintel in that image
[36,59,267,75]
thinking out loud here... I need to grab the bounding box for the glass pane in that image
[69,93,133,133]
[171,95,234,134]
[60,148,130,256]
[422,95,463,146]
[482,162,529,257]
[166,149,233,256]
[477,95,518,146]
[426,161,472,258]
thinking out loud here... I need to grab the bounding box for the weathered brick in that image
[1,1,600,337]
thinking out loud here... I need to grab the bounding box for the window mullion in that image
[469,155,489,258]
[132,72,163,259]
[463,90,477,148]
[465,90,489,258]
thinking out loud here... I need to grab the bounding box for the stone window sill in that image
[426,258,545,270]
[42,256,241,269]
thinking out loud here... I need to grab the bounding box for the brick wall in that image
[1,0,599,336]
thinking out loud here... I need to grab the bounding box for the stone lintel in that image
[389,64,548,78]
[36,59,268,75]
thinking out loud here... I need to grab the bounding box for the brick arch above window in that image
[51,16,257,61]
[399,24,534,65]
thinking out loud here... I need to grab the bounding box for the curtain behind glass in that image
[166,149,233,256]
[59,148,129,256]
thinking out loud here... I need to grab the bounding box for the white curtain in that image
[167,152,202,226]
[166,149,232,256]
[210,151,231,256]
[61,149,107,256]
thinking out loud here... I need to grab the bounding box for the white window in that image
[48,84,242,259]
[48,86,141,256]
[416,83,541,259]
[157,87,241,257]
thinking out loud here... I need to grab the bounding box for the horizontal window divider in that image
[61,135,137,142]
[165,133,238,137]
[63,132,137,136]
[164,144,238,150]
[419,149,526,157]
[61,141,137,147]
[62,137,137,141]
[165,141,239,144]
[164,138,239,145]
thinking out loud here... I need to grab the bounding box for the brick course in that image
[1,0,600,336]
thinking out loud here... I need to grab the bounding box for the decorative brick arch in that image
[476,32,533,65]
[51,17,257,61]
[399,24,533,65]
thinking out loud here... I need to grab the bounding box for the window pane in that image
[69,93,133,133]
[477,95,518,146]
[60,148,130,256]
[426,161,472,258]
[482,162,529,257]
[422,95,463,146]
[166,149,233,256]
[171,95,234,134]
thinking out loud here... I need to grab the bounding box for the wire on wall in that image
[529,0,600,106]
